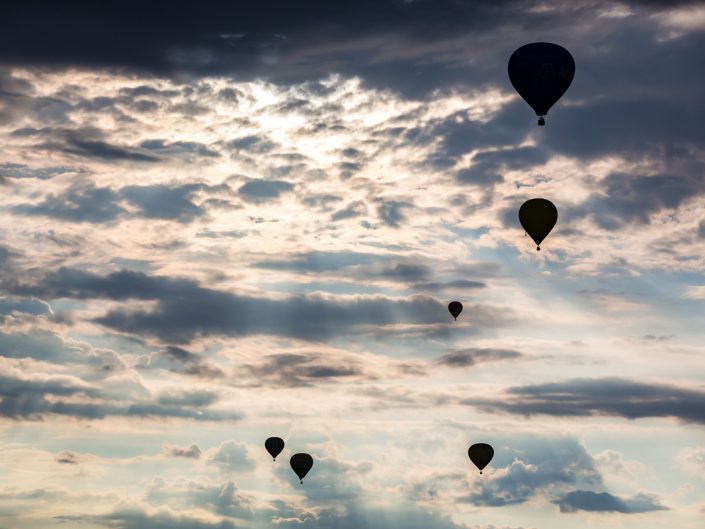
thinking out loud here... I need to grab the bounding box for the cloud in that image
[68,506,238,529]
[139,139,220,160]
[456,147,548,186]
[208,441,255,473]
[376,199,413,227]
[0,367,240,422]
[13,180,229,224]
[238,179,293,202]
[13,183,125,223]
[146,480,254,519]
[7,267,468,343]
[13,127,160,162]
[415,279,487,291]
[228,135,278,154]
[331,200,368,221]
[272,505,466,529]
[55,450,80,464]
[120,183,208,222]
[244,352,366,387]
[554,490,668,513]
[437,347,523,367]
[0,162,79,180]
[459,436,601,507]
[464,378,705,424]
[0,297,53,317]
[678,446,705,478]
[163,444,202,459]
[566,172,705,231]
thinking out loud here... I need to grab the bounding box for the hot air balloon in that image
[519,198,557,251]
[290,453,313,484]
[265,437,285,461]
[448,301,463,321]
[468,443,494,474]
[508,42,575,125]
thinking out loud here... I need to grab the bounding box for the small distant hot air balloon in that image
[448,301,463,321]
[519,198,557,251]
[468,443,494,474]
[508,42,575,126]
[290,453,313,484]
[265,437,285,461]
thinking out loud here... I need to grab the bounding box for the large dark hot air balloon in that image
[265,437,285,461]
[508,42,575,126]
[290,453,313,484]
[519,198,557,251]
[448,301,463,321]
[468,443,494,474]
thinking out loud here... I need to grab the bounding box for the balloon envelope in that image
[265,437,285,461]
[508,42,575,125]
[468,443,494,474]
[448,301,463,320]
[519,198,557,250]
[290,453,314,483]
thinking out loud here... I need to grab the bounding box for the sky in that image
[0,1,704,528]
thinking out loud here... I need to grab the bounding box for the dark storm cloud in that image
[565,172,705,231]
[237,179,293,202]
[0,1,530,89]
[415,102,532,170]
[540,27,705,159]
[554,490,668,513]
[6,267,456,343]
[12,127,160,162]
[464,378,705,424]
[437,347,523,367]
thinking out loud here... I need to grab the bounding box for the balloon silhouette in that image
[468,443,494,474]
[448,301,463,321]
[265,437,285,461]
[290,453,313,484]
[508,42,575,125]
[519,198,557,251]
